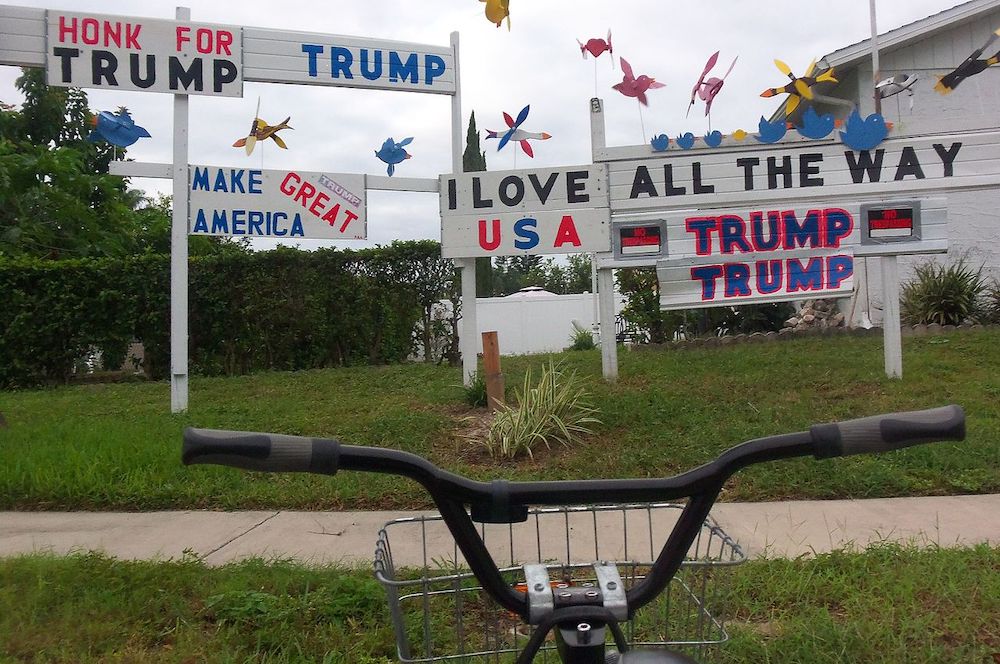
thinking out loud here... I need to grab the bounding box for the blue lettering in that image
[750,211,782,251]
[230,169,245,194]
[756,260,783,294]
[248,170,262,194]
[360,49,382,81]
[724,263,751,297]
[686,217,717,255]
[513,217,539,250]
[330,46,353,79]
[273,212,288,236]
[248,211,264,235]
[291,213,304,236]
[788,257,824,292]
[783,210,822,249]
[824,208,853,247]
[191,167,210,191]
[827,255,853,289]
[213,169,227,192]
[232,209,246,235]
[389,51,418,83]
[424,54,446,85]
[691,265,723,300]
[211,210,229,234]
[720,215,752,253]
[301,44,323,77]
[192,208,209,233]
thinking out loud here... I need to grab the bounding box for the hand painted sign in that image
[46,10,243,96]
[654,198,946,309]
[601,131,1000,214]
[439,165,610,258]
[189,166,366,239]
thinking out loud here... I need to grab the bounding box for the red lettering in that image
[339,210,359,233]
[81,18,99,45]
[175,26,190,51]
[553,215,582,247]
[279,171,300,195]
[478,219,501,250]
[196,28,213,54]
[293,182,316,206]
[321,203,342,225]
[58,16,78,44]
[103,21,121,48]
[308,192,330,217]
[126,23,141,49]
[217,31,234,55]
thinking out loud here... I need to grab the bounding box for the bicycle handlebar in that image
[181,405,965,622]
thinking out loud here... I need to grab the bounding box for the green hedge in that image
[0,241,452,388]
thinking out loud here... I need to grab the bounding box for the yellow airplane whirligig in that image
[232,99,293,155]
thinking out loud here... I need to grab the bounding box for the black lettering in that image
[845,149,885,183]
[766,155,793,190]
[527,172,559,205]
[799,153,824,187]
[933,142,961,177]
[566,170,589,203]
[169,55,203,91]
[498,175,525,206]
[736,157,759,191]
[692,162,714,194]
[894,146,925,181]
[663,165,686,196]
[91,50,118,86]
[52,47,80,83]
[213,59,239,93]
[472,177,493,208]
[129,53,156,89]
[629,166,657,199]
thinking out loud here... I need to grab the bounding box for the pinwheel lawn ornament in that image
[934,28,1000,94]
[484,105,551,159]
[578,31,613,65]
[760,59,837,115]
[233,99,292,155]
[88,107,151,147]
[480,0,510,30]
[613,57,665,106]
[375,137,413,176]
[876,74,919,111]
[686,51,738,121]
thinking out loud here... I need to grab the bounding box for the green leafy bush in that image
[483,361,600,460]
[566,326,596,351]
[461,371,488,408]
[900,259,987,326]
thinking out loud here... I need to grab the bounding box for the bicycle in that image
[182,404,965,663]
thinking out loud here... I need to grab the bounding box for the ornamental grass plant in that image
[899,258,988,326]
[483,361,600,460]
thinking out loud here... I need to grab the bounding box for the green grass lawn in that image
[1,545,996,663]
[1,328,998,510]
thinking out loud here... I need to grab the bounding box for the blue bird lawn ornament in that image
[755,116,787,143]
[88,107,151,147]
[840,110,888,150]
[650,134,669,152]
[375,136,414,176]
[676,132,696,150]
[797,106,835,139]
[703,130,723,147]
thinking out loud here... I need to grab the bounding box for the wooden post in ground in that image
[481,331,505,411]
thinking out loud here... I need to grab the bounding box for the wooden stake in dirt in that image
[481,331,505,411]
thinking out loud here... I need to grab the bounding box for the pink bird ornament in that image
[612,57,665,106]
[578,30,613,67]
[687,51,738,118]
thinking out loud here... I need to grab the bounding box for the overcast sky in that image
[0,0,969,250]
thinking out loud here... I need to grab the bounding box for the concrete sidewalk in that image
[2,494,998,567]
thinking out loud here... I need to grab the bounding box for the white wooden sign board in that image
[46,10,243,96]
[189,166,367,240]
[439,165,611,258]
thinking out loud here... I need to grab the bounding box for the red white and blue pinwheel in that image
[484,105,551,158]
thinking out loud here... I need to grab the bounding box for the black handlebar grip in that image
[182,428,340,474]
[811,405,965,458]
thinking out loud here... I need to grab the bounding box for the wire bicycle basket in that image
[374,503,746,663]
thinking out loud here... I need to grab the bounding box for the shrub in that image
[461,371,488,408]
[985,280,1000,324]
[900,259,988,326]
[483,362,600,460]
[566,326,596,351]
